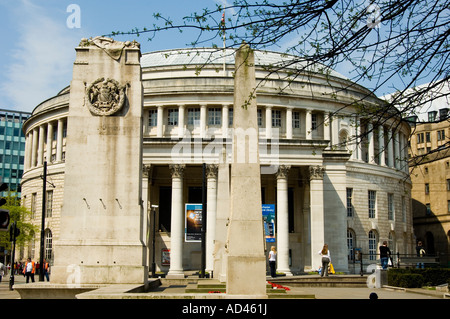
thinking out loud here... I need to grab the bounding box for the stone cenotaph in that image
[226,43,267,298]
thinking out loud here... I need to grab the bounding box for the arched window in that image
[368,230,378,260]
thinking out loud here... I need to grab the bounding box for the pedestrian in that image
[416,241,426,269]
[379,241,391,270]
[23,258,35,283]
[268,246,277,278]
[318,244,331,277]
[0,261,5,283]
[43,259,50,281]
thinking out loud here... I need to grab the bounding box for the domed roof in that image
[141,48,347,80]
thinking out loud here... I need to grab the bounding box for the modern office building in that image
[0,109,31,198]
[19,38,413,284]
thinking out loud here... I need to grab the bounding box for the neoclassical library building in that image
[20,38,413,284]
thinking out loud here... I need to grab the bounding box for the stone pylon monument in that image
[51,37,147,285]
[226,43,267,298]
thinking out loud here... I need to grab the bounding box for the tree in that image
[0,193,37,258]
[107,0,449,163]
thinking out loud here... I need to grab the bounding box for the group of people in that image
[267,240,428,277]
[0,258,50,284]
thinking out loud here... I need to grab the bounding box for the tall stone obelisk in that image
[226,43,266,298]
[51,37,147,285]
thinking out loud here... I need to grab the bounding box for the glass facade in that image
[0,109,31,197]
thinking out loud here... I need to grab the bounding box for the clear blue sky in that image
[0,0,438,113]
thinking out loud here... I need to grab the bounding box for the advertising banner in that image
[262,204,276,242]
[185,203,202,242]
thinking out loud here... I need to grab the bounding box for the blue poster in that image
[262,204,275,242]
[185,204,202,242]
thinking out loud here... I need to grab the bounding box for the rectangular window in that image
[168,109,178,126]
[438,130,446,141]
[311,113,317,130]
[417,133,424,144]
[272,110,281,127]
[46,190,53,218]
[31,193,37,219]
[425,183,429,195]
[228,108,233,126]
[187,108,200,125]
[148,109,157,127]
[346,188,353,217]
[257,109,262,127]
[208,108,221,126]
[388,193,394,220]
[293,111,300,129]
[425,132,431,142]
[368,190,376,218]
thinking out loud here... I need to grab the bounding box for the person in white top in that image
[268,246,277,278]
[318,244,331,277]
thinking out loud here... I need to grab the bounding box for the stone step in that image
[271,275,368,288]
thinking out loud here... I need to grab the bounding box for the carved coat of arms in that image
[86,78,126,116]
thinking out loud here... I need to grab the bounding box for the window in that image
[45,229,53,261]
[428,111,437,122]
[31,193,37,219]
[368,190,376,218]
[447,179,450,191]
[46,190,53,218]
[293,111,300,129]
[148,109,157,127]
[425,132,431,142]
[368,230,378,260]
[187,108,200,125]
[347,229,356,261]
[425,183,429,195]
[168,109,178,126]
[388,193,394,220]
[228,108,233,126]
[417,133,424,144]
[426,203,431,215]
[402,196,406,222]
[257,109,262,127]
[346,188,353,217]
[272,110,281,127]
[438,130,446,141]
[311,113,317,130]
[208,108,221,126]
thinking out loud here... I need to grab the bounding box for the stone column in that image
[157,105,164,137]
[309,165,325,271]
[178,104,185,138]
[286,107,293,139]
[324,112,331,145]
[306,109,312,140]
[265,105,272,139]
[37,126,45,166]
[206,164,218,273]
[31,129,38,168]
[56,119,64,162]
[200,104,207,138]
[46,122,53,163]
[222,104,229,138]
[167,164,185,279]
[387,129,394,167]
[25,132,32,170]
[379,125,386,166]
[276,165,292,276]
[368,122,375,164]
[394,131,400,169]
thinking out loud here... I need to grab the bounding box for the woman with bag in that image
[318,244,331,277]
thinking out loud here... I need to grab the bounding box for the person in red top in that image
[23,258,35,283]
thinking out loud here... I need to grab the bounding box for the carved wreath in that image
[86,78,126,116]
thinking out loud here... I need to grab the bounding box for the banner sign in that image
[185,204,202,242]
[262,204,276,242]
